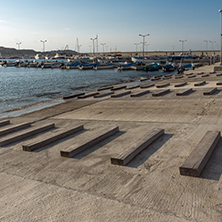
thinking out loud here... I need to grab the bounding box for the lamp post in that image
[134,43,140,52]
[101,43,106,53]
[179,40,187,52]
[90,37,96,54]
[16,42,21,50]
[40,40,47,52]
[219,10,222,65]
[203,40,209,55]
[89,45,92,53]
[139,34,149,62]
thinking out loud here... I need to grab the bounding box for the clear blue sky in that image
[0,0,222,53]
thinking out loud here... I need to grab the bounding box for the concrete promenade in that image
[1,63,222,221]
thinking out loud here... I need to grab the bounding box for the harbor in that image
[1,62,222,221]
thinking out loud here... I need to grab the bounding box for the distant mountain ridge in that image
[0,46,78,58]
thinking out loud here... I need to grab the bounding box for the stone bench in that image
[180,131,221,177]
[194,81,206,86]
[140,83,155,89]
[0,122,31,137]
[130,90,150,97]
[203,87,217,95]
[174,82,187,87]
[111,128,164,166]
[78,92,99,99]
[63,93,85,100]
[156,83,170,88]
[22,125,84,152]
[60,126,119,158]
[176,88,193,96]
[0,123,55,146]
[0,120,10,127]
[152,89,170,97]
[111,91,131,98]
[94,92,114,98]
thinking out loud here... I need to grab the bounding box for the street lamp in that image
[16,42,21,50]
[101,43,106,53]
[134,43,140,52]
[40,40,47,52]
[179,40,187,52]
[139,34,149,62]
[90,37,97,54]
[219,9,222,65]
[203,40,209,54]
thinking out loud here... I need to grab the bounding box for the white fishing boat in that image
[93,63,115,70]
[131,56,165,64]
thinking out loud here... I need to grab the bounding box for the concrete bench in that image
[156,83,170,88]
[176,88,193,96]
[0,122,31,137]
[0,123,55,146]
[140,83,155,89]
[60,126,119,158]
[174,82,187,87]
[216,81,222,85]
[180,131,221,177]
[0,120,10,127]
[22,125,84,152]
[203,87,217,95]
[194,81,206,86]
[111,85,127,91]
[152,89,170,97]
[63,93,85,100]
[130,90,150,97]
[111,128,164,166]
[78,92,99,99]
[94,92,114,98]
[97,86,113,91]
[111,91,131,98]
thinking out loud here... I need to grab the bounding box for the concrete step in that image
[94,92,114,98]
[22,125,84,152]
[60,126,119,158]
[156,83,170,88]
[63,93,85,100]
[130,90,150,97]
[97,86,113,91]
[0,123,55,146]
[194,81,206,86]
[152,89,170,97]
[180,131,221,177]
[174,82,187,87]
[111,85,127,91]
[0,122,31,137]
[203,87,217,95]
[176,88,193,96]
[140,83,155,89]
[78,92,99,99]
[111,91,131,98]
[111,128,164,166]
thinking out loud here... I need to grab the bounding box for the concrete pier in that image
[1,63,222,221]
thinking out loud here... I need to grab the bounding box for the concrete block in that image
[78,92,99,99]
[194,81,206,86]
[130,90,150,97]
[152,89,170,97]
[140,83,155,89]
[0,123,55,146]
[0,122,31,137]
[203,87,217,95]
[126,85,140,90]
[60,126,119,158]
[0,120,10,127]
[176,88,193,96]
[97,86,113,91]
[180,131,221,177]
[94,92,114,98]
[63,93,85,100]
[111,128,164,166]
[174,82,187,87]
[156,83,170,88]
[111,86,126,91]
[111,91,131,98]
[216,81,222,85]
[22,125,84,152]
[214,66,222,72]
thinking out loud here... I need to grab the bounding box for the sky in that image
[0,0,222,53]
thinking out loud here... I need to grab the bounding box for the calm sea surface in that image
[0,65,174,118]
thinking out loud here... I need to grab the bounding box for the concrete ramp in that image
[180,131,221,177]
[60,126,119,158]
[111,128,164,166]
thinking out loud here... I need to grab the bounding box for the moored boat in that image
[162,63,175,72]
[144,62,160,71]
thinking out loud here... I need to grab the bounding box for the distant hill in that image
[0,46,78,58]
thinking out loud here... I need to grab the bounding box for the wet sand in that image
[1,63,222,221]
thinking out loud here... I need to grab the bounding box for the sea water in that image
[0,65,174,118]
